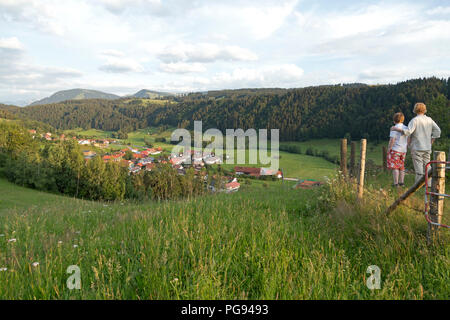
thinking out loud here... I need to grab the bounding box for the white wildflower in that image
[73,244,78,248]
[0,234,5,237]
[0,267,7,271]
[8,238,16,243]
[58,241,63,245]
[32,262,39,267]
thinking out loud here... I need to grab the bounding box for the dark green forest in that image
[1,78,449,143]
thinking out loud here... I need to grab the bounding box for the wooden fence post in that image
[340,138,347,177]
[382,146,387,172]
[350,141,356,177]
[357,139,367,200]
[427,151,446,243]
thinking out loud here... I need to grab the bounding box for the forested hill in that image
[1,77,449,142]
[29,88,120,106]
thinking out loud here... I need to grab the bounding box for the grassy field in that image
[281,139,385,165]
[219,149,336,180]
[66,128,114,139]
[123,127,175,150]
[0,172,449,299]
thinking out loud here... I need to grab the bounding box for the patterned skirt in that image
[387,149,406,170]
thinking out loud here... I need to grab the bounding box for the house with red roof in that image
[225,181,240,192]
[234,166,261,177]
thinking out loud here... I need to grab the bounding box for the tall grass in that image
[0,176,448,299]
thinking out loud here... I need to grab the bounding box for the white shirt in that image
[401,115,441,151]
[389,123,408,153]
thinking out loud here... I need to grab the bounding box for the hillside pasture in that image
[281,139,385,166]
[0,175,448,299]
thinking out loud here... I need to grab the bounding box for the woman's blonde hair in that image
[413,102,427,114]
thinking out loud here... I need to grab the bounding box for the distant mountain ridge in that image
[130,89,174,99]
[28,88,176,106]
[29,89,121,106]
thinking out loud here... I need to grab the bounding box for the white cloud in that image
[95,0,166,15]
[194,0,298,40]
[0,0,69,35]
[157,43,258,63]
[324,4,416,39]
[0,37,24,50]
[99,57,144,73]
[159,62,206,74]
[101,49,125,57]
[237,1,298,39]
[0,35,83,103]
[358,68,408,82]
[211,64,304,88]
[167,64,304,90]
[426,6,450,16]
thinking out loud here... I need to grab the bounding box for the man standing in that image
[391,102,441,184]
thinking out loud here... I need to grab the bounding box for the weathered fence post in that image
[340,138,347,177]
[382,146,387,172]
[427,151,446,243]
[350,141,356,177]
[357,139,367,200]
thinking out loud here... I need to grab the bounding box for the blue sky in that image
[0,0,449,105]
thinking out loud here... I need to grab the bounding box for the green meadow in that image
[0,170,449,299]
[5,127,445,300]
[219,149,336,180]
[281,139,385,166]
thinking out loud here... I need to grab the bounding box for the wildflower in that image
[0,234,4,237]
[8,238,16,243]
[0,267,7,271]
[58,241,63,245]
[32,262,39,267]
[75,231,81,234]
[73,244,78,248]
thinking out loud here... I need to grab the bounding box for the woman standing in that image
[387,112,408,187]
[391,103,441,185]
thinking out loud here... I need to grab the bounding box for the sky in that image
[0,0,449,105]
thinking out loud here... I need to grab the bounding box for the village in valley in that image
[29,129,284,194]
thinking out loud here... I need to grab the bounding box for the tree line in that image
[1,77,449,144]
[0,121,205,201]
